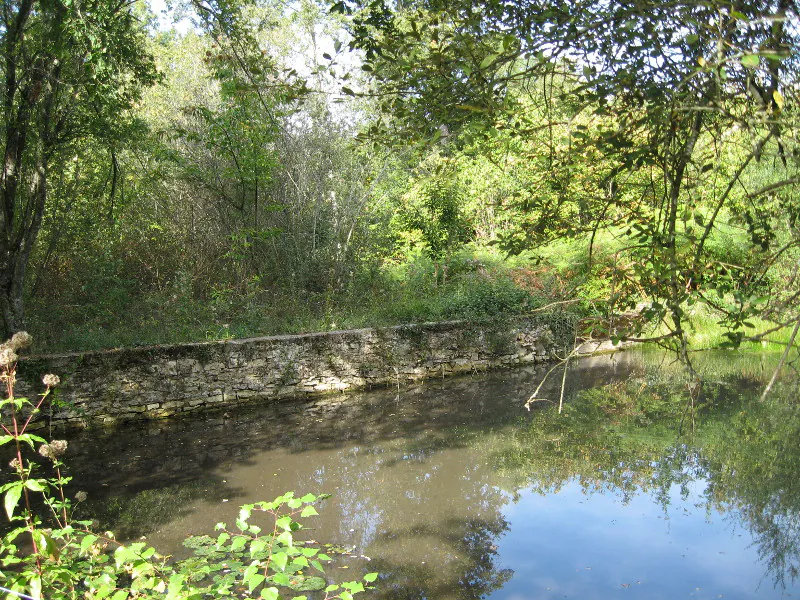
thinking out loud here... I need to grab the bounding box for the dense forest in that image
[1,0,798,367]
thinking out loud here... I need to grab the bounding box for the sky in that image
[148,0,195,35]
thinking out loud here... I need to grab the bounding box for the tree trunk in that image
[0,158,46,338]
[0,255,26,338]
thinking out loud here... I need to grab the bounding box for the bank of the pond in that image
[17,316,610,427]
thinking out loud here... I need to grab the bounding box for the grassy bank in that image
[25,235,797,355]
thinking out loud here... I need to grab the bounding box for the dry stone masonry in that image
[18,318,559,427]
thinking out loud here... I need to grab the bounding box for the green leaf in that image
[230,536,247,553]
[271,551,288,572]
[81,534,98,554]
[239,506,252,523]
[276,516,293,532]
[342,581,365,593]
[291,556,309,569]
[364,573,379,583]
[248,573,266,593]
[300,506,318,518]
[30,576,42,600]
[260,587,280,600]
[167,573,186,598]
[479,53,499,69]
[25,479,46,492]
[4,483,23,520]
[250,538,267,557]
[741,54,760,68]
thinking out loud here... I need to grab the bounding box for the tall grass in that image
[25,230,796,356]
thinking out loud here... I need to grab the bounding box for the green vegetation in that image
[0,338,376,599]
[0,0,791,367]
[3,2,799,593]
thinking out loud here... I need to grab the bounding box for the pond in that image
[61,348,800,599]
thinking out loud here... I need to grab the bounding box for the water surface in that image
[62,349,800,599]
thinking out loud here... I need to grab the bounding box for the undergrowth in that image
[0,334,377,599]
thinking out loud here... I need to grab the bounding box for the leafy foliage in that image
[341,0,800,367]
[0,0,794,368]
[0,335,377,599]
[0,0,158,336]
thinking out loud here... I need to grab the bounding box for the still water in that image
[63,349,800,599]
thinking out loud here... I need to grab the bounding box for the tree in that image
[0,0,157,336]
[397,152,471,282]
[341,0,800,366]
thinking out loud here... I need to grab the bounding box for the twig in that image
[558,356,569,414]
[759,318,800,402]
[528,299,584,313]
[525,344,581,412]
[525,360,564,410]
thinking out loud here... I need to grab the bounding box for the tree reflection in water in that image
[57,349,800,597]
[488,353,800,590]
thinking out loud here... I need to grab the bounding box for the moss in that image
[308,334,334,356]
[370,328,399,366]
[485,328,516,356]
[396,324,428,348]
[276,360,299,387]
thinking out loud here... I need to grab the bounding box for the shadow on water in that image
[63,353,638,528]
[37,348,800,598]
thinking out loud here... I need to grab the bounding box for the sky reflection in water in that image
[498,481,781,599]
[64,349,799,599]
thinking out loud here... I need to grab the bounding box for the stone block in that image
[163,361,178,376]
[177,359,200,374]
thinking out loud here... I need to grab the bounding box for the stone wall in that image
[17,318,560,427]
